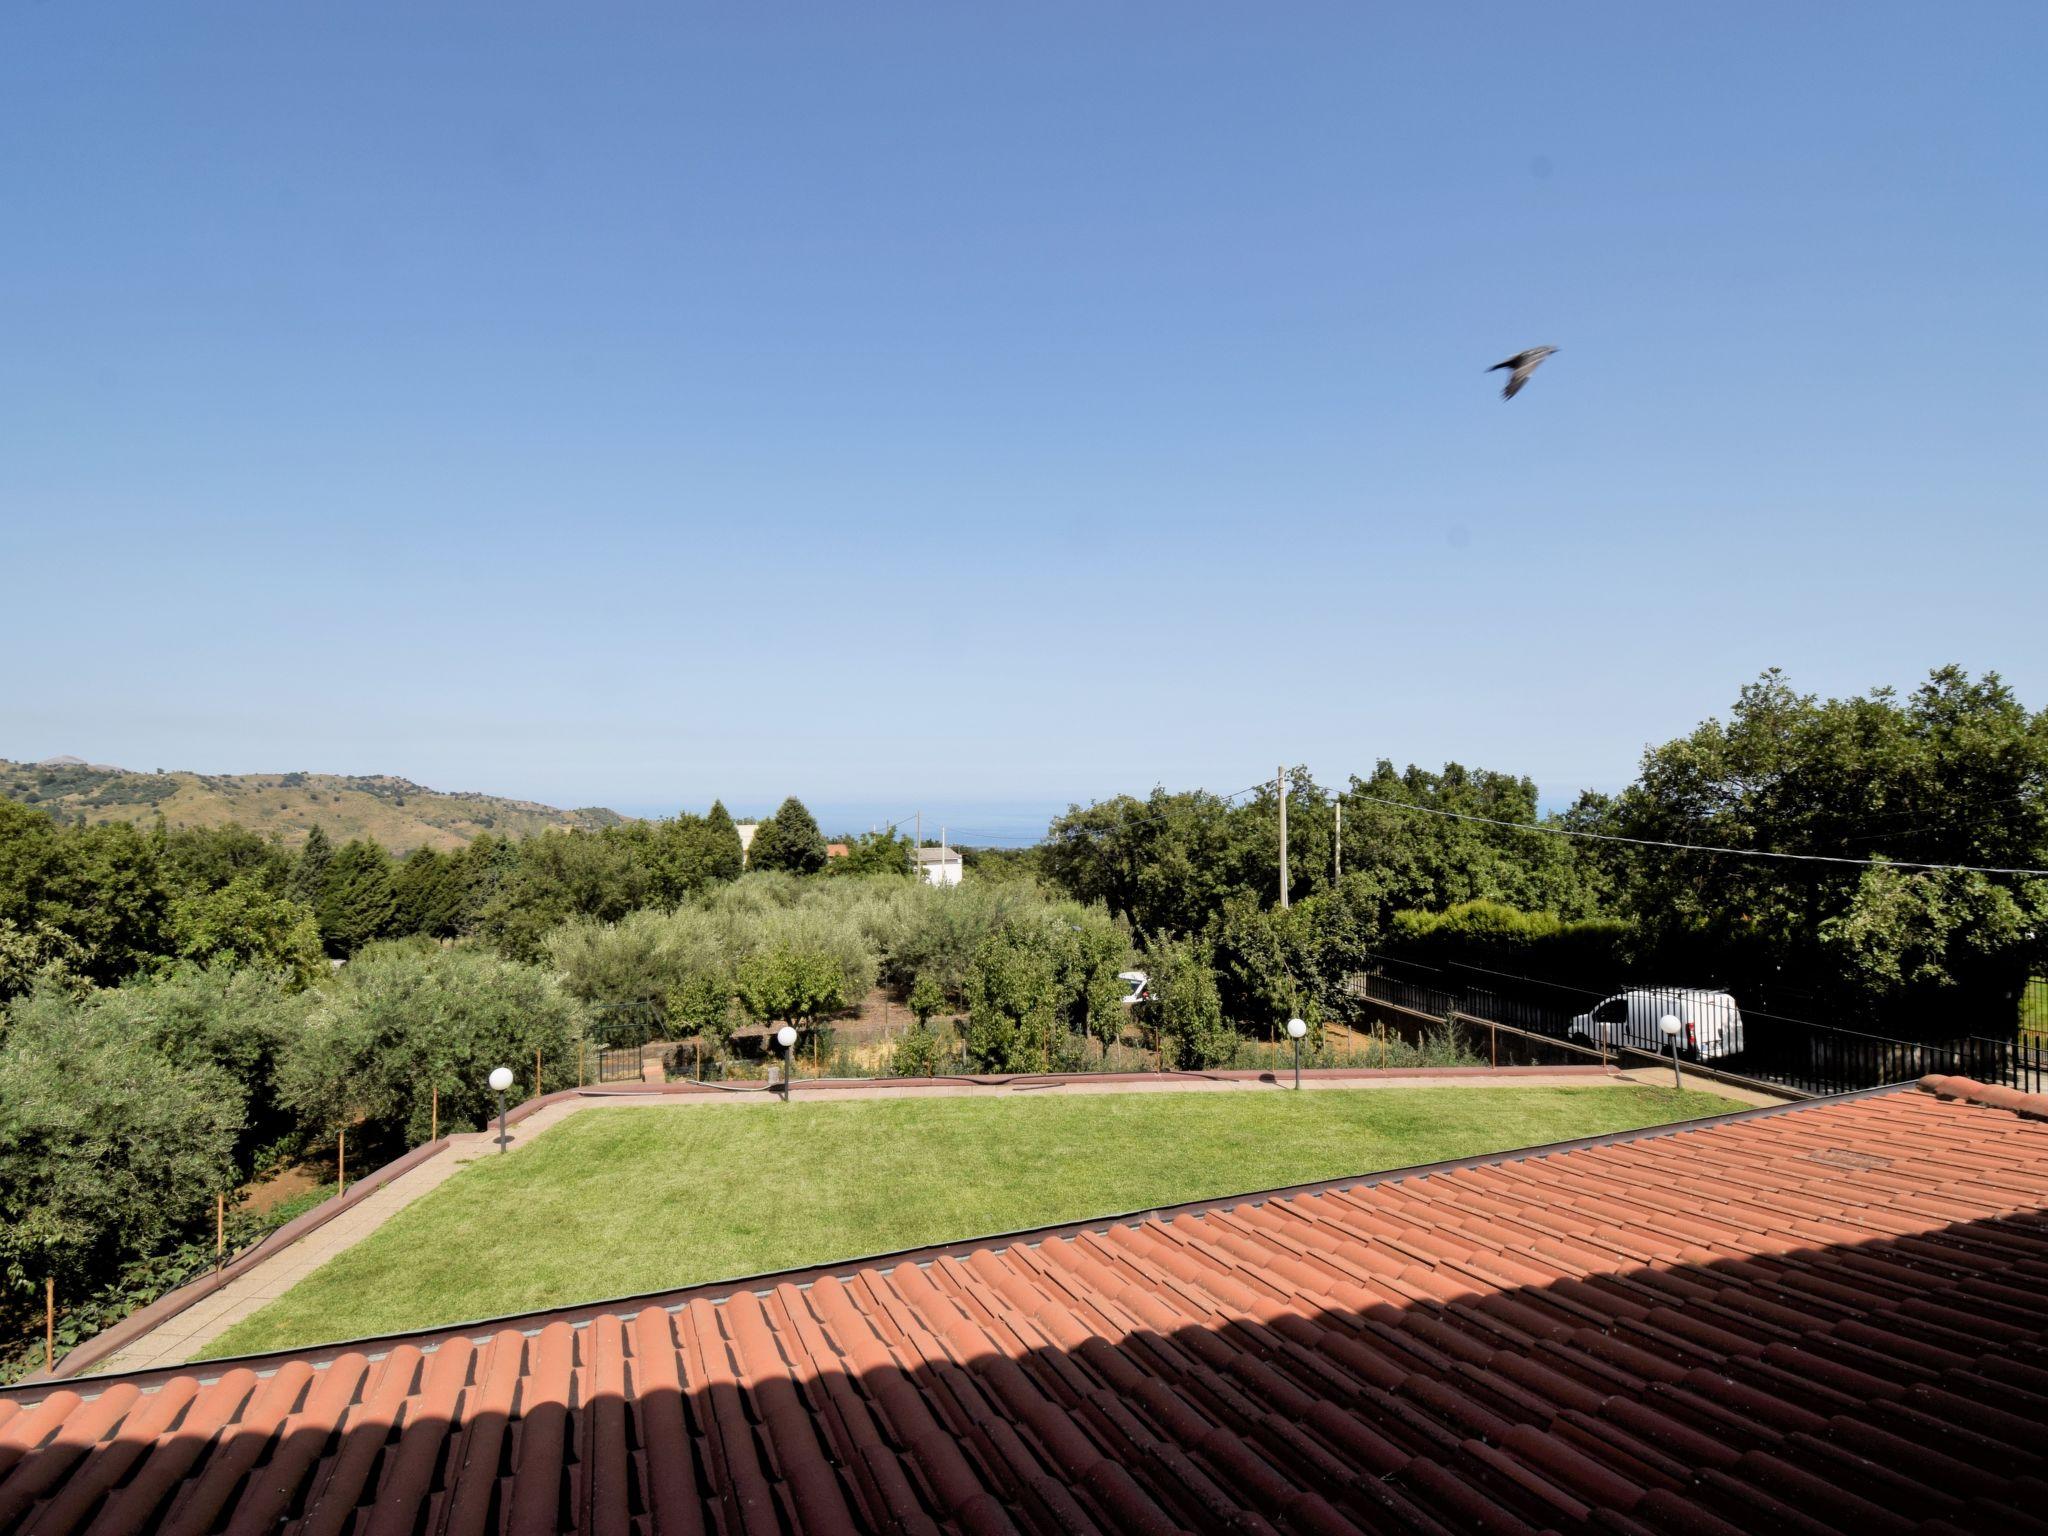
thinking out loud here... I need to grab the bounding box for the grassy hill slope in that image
[1,756,624,853]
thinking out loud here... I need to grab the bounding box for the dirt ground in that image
[238,1162,324,1215]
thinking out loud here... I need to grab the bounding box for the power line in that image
[1339,789,2048,878]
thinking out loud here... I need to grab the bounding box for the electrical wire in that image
[1337,789,2048,877]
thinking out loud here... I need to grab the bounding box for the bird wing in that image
[1498,347,1553,399]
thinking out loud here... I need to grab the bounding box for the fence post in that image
[536,1046,543,1098]
[430,1084,439,1143]
[45,1277,55,1371]
[338,1128,346,1198]
[216,1192,226,1271]
[1490,1021,1497,1068]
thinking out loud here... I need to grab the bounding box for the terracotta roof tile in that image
[6,1080,2048,1532]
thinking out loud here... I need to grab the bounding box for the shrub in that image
[1389,900,1633,985]
[890,1023,949,1078]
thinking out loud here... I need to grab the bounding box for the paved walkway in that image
[91,1103,589,1375]
[89,1069,1766,1374]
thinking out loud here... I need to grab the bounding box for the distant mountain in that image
[1,757,625,853]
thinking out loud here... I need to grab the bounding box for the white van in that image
[1568,989,1745,1060]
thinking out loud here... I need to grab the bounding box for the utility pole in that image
[1277,765,1290,909]
[914,810,922,878]
[1334,796,1342,882]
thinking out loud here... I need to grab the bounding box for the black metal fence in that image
[1358,951,2047,1099]
[590,1047,644,1084]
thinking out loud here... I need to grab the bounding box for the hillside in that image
[1,756,625,853]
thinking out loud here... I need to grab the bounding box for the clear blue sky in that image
[4,4,2044,821]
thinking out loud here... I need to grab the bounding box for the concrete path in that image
[89,1069,1761,1374]
[91,1103,588,1375]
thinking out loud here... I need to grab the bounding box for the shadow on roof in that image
[1,1085,2044,1533]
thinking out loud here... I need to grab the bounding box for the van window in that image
[1592,997,1626,1023]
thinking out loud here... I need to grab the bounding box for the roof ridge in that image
[1916,1072,2048,1123]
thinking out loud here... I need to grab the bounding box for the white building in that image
[915,845,964,886]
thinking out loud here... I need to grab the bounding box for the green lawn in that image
[203,1084,1735,1357]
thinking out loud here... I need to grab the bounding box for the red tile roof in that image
[4,1078,2047,1534]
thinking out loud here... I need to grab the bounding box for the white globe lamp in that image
[1658,1014,1683,1089]
[487,1065,515,1152]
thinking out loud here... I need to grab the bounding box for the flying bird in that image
[1488,345,1557,400]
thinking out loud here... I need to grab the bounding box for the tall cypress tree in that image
[750,797,827,875]
[316,839,398,956]
[743,814,781,872]
[703,800,745,883]
[289,825,333,906]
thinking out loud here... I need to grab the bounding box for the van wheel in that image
[1566,1031,1592,1049]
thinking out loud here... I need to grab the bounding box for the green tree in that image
[64,964,317,1169]
[1212,895,1324,1038]
[743,814,779,871]
[735,945,846,1035]
[392,847,470,938]
[1389,899,1631,989]
[0,989,240,1311]
[477,831,652,962]
[0,804,168,992]
[167,876,326,985]
[160,824,290,897]
[277,943,585,1152]
[702,800,746,883]
[908,970,946,1025]
[665,971,737,1054]
[962,925,1060,1072]
[1144,936,1234,1069]
[288,825,333,906]
[832,830,915,878]
[0,917,86,1001]
[961,907,1129,1071]
[1820,864,2043,1014]
[315,839,399,957]
[544,907,731,1042]
[748,797,828,875]
[1598,667,2048,1028]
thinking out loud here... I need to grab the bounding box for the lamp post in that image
[777,1025,798,1103]
[1287,1017,1308,1091]
[1658,1015,1683,1091]
[488,1065,514,1152]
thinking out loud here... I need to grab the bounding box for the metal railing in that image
[1357,953,2044,1099]
[588,1046,647,1084]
